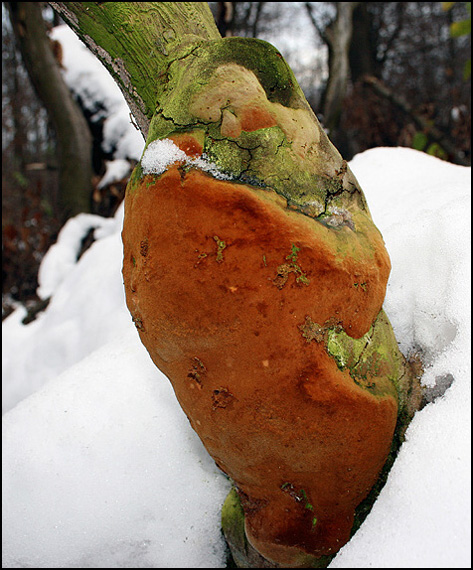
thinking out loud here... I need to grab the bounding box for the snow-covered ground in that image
[2,24,471,570]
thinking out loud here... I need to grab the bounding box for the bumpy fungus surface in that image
[122,37,418,568]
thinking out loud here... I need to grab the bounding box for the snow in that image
[330,148,471,569]
[37,213,118,299]
[141,138,190,174]
[2,207,129,413]
[3,147,470,569]
[141,138,231,180]
[97,159,132,190]
[2,331,230,569]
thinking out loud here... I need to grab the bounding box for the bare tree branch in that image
[363,74,469,166]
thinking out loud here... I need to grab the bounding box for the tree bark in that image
[7,1,93,221]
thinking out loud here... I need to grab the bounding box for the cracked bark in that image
[47,3,363,222]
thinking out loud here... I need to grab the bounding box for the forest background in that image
[2,1,471,318]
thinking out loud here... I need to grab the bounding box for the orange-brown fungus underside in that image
[122,167,396,566]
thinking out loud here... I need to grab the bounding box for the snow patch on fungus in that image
[141,138,231,180]
[320,207,355,231]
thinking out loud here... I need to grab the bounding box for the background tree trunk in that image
[349,2,380,82]
[7,1,93,221]
[319,2,359,134]
[362,74,470,166]
[305,1,360,151]
[216,1,234,37]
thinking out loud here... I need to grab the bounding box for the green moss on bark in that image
[144,36,369,223]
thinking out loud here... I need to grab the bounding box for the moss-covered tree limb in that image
[48,2,221,138]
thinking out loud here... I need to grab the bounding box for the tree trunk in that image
[7,1,93,221]
[216,1,234,37]
[305,2,359,136]
[323,2,360,133]
[10,47,27,173]
[349,2,380,82]
[48,3,421,568]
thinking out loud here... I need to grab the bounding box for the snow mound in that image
[2,206,130,413]
[2,330,231,568]
[37,213,118,299]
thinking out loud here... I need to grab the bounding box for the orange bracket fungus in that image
[122,38,421,568]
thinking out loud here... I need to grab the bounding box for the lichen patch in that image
[214,235,226,263]
[273,244,310,289]
[299,316,327,344]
